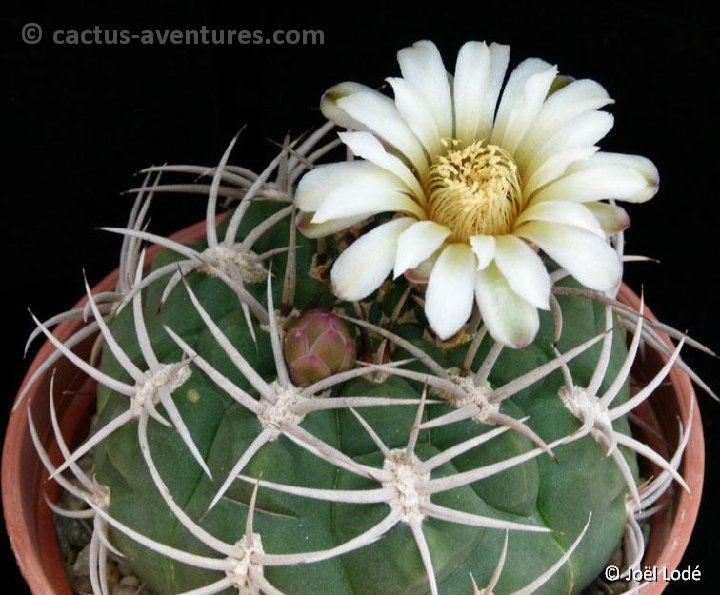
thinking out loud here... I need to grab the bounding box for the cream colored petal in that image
[522,111,614,191]
[394,221,451,278]
[425,244,477,340]
[320,82,388,129]
[312,186,425,224]
[475,263,540,348]
[516,200,605,237]
[386,77,442,157]
[338,91,430,175]
[570,152,659,202]
[338,131,425,199]
[453,41,491,145]
[516,221,621,290]
[397,40,453,139]
[331,218,414,301]
[476,43,511,140]
[491,58,558,154]
[405,251,439,285]
[295,161,404,212]
[469,235,496,270]
[532,163,652,204]
[524,146,599,197]
[296,212,368,239]
[516,79,613,162]
[494,235,551,309]
[531,111,613,162]
[585,202,630,234]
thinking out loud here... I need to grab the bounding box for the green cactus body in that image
[93,199,637,595]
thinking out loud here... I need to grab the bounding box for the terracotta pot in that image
[2,218,209,594]
[2,222,704,594]
[615,285,704,594]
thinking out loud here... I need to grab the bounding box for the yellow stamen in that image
[426,140,522,241]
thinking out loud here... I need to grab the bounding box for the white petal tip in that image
[511,337,534,349]
[430,322,463,342]
[320,82,369,128]
[330,280,351,302]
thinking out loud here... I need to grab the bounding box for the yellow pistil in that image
[426,140,522,241]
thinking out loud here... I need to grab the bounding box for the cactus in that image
[24,40,713,595]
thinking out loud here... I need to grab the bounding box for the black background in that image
[2,2,718,593]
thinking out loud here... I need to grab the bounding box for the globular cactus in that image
[24,40,711,595]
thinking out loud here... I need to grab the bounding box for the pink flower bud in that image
[284,310,356,387]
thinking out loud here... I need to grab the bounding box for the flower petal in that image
[396,40,453,139]
[425,244,477,339]
[394,221,451,278]
[516,79,613,162]
[296,161,402,213]
[532,110,613,161]
[476,43,511,140]
[453,41,492,145]
[338,131,425,199]
[405,250,439,285]
[469,235,496,270]
[523,146,599,197]
[475,263,539,348]
[532,161,653,204]
[516,200,605,237]
[494,235,551,309]
[338,91,430,175]
[491,58,558,154]
[570,152,659,203]
[585,202,630,234]
[321,82,388,129]
[386,77,442,157]
[312,185,425,224]
[331,218,414,301]
[516,221,621,290]
[296,212,368,239]
[522,111,614,193]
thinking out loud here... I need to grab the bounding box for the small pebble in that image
[120,576,140,587]
[113,585,140,595]
[72,545,91,577]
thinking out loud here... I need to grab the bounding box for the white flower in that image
[295,40,658,347]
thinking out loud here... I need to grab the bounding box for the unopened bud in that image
[284,309,356,387]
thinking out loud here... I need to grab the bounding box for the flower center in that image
[426,140,522,241]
